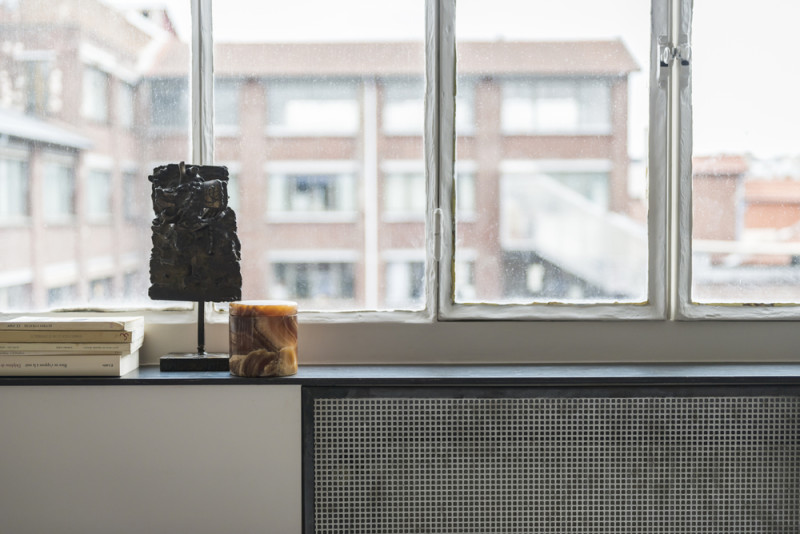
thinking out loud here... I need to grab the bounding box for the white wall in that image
[0,385,302,534]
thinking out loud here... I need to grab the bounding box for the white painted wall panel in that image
[0,385,301,534]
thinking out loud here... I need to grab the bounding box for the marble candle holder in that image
[229,300,298,377]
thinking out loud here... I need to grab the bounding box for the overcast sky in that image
[125,0,800,160]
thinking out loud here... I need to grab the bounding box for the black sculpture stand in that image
[160,352,228,372]
[159,301,230,372]
[148,163,241,372]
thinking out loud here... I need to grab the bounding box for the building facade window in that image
[86,169,112,221]
[501,79,611,135]
[89,277,114,301]
[0,283,33,311]
[382,78,475,135]
[42,157,75,224]
[81,67,110,123]
[268,171,357,216]
[0,148,29,223]
[150,78,188,130]
[117,82,135,129]
[384,259,425,309]
[384,171,426,219]
[47,283,77,307]
[215,78,240,135]
[122,171,138,221]
[267,80,359,136]
[272,261,356,304]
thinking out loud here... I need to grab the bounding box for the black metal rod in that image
[197,300,206,355]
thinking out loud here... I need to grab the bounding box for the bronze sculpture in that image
[148,162,241,302]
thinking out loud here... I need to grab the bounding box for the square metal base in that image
[159,352,229,372]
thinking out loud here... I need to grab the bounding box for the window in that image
[86,169,112,221]
[382,162,476,220]
[683,0,800,315]
[384,256,425,309]
[82,67,110,123]
[3,0,798,366]
[89,277,113,301]
[150,78,188,130]
[215,78,240,135]
[0,147,29,223]
[117,82,135,129]
[272,260,356,306]
[42,155,75,224]
[382,78,475,135]
[267,80,359,136]
[122,170,138,221]
[0,283,33,311]
[383,169,426,219]
[501,79,611,135]
[47,283,77,307]
[267,162,357,218]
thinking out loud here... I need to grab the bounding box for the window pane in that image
[455,0,649,304]
[214,0,426,311]
[0,0,189,309]
[691,1,800,303]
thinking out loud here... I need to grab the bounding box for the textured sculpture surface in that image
[148,162,242,302]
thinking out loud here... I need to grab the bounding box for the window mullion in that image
[427,0,456,320]
[672,0,691,318]
[191,0,214,166]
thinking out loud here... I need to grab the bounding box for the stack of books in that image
[0,316,144,376]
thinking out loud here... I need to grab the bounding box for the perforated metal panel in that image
[310,395,799,534]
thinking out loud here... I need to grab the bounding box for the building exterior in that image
[0,0,161,309]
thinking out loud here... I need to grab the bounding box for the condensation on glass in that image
[691,1,800,304]
[454,0,650,305]
[0,0,188,310]
[213,0,426,312]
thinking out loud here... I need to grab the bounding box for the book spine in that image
[0,330,141,343]
[0,342,139,354]
[0,355,123,376]
[0,319,143,331]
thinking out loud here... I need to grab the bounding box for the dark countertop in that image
[2,363,800,387]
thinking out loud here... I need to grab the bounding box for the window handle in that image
[658,37,691,85]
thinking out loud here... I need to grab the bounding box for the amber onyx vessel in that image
[229,301,298,377]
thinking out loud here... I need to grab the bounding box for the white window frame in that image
[8,0,800,367]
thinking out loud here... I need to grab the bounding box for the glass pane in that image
[455,0,650,304]
[213,0,426,311]
[692,2,800,303]
[0,0,189,310]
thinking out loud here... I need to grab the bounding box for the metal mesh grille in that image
[312,396,800,533]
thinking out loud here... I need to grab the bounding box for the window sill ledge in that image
[2,363,800,387]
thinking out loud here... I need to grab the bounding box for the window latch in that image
[658,37,691,83]
[433,208,443,262]
[659,38,691,68]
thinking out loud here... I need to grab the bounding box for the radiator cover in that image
[304,386,799,534]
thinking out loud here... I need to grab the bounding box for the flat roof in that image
[0,109,92,150]
[149,40,639,78]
